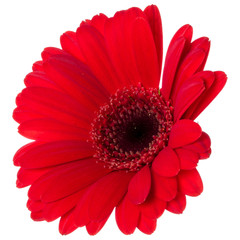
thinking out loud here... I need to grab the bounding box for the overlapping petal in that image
[13,4,226,237]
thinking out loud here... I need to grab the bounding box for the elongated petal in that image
[86,216,110,235]
[14,140,93,168]
[169,120,202,148]
[60,31,85,61]
[18,118,89,141]
[152,147,180,177]
[127,165,151,204]
[17,167,52,188]
[175,148,199,170]
[16,87,92,129]
[171,49,206,101]
[185,71,227,120]
[115,196,139,235]
[161,24,193,100]
[183,132,211,154]
[28,158,110,202]
[132,17,159,88]
[139,194,166,219]
[59,210,78,235]
[104,8,145,86]
[42,189,86,222]
[76,25,120,93]
[24,71,58,89]
[152,172,177,201]
[178,169,203,196]
[137,214,156,235]
[173,77,205,121]
[166,192,186,214]
[144,5,163,76]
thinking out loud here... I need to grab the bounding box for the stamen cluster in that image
[90,83,174,171]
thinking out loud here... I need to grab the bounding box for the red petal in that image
[173,76,205,121]
[161,37,186,100]
[171,49,206,101]
[183,132,211,154]
[16,87,92,128]
[115,196,139,235]
[137,214,156,235]
[42,189,86,222]
[14,140,93,168]
[199,149,211,159]
[87,171,134,221]
[190,37,210,71]
[28,158,110,202]
[81,13,107,35]
[175,148,199,170]
[76,25,120,94]
[169,120,202,148]
[86,216,110,236]
[43,54,109,109]
[104,8,145,87]
[169,24,193,47]
[139,194,166,219]
[127,165,151,204]
[152,147,180,177]
[24,71,58,89]
[187,71,227,120]
[32,61,44,71]
[18,118,89,141]
[166,192,186,214]
[41,47,66,61]
[132,17,159,88]
[16,167,52,188]
[178,169,203,196]
[161,24,193,100]
[144,5,163,77]
[59,210,78,235]
[152,172,177,201]
[60,31,85,61]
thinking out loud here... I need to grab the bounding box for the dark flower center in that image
[90,83,174,171]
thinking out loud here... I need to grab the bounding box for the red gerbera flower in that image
[13,5,227,235]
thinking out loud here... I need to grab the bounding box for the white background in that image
[0,0,239,239]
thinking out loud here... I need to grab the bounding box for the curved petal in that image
[137,214,156,235]
[18,118,89,141]
[14,140,93,168]
[168,119,202,148]
[183,131,211,155]
[127,165,151,204]
[152,147,180,177]
[173,76,205,121]
[59,210,78,235]
[104,8,145,87]
[166,192,186,214]
[60,31,85,61]
[144,5,163,77]
[16,167,52,188]
[76,24,120,94]
[152,172,177,201]
[115,195,139,235]
[86,215,110,235]
[178,169,203,196]
[161,24,193,100]
[74,171,134,222]
[175,148,199,170]
[28,158,110,202]
[132,17,159,88]
[184,71,227,120]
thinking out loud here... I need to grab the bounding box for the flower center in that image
[90,83,174,171]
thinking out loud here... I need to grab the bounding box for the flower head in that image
[13,5,227,235]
